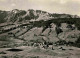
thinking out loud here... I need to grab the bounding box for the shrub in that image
[0,35,10,41]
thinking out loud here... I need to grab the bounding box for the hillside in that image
[0,9,80,58]
[0,9,80,48]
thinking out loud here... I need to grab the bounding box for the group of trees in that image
[0,11,7,23]
[31,18,80,30]
[75,36,80,48]
[50,18,80,30]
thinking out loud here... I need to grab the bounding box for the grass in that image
[0,51,6,54]
[26,56,39,58]
[28,48,57,56]
[0,55,39,58]
[0,35,25,48]
[0,35,10,41]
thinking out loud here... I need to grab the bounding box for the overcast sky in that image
[0,0,80,16]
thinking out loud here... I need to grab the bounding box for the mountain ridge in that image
[0,9,80,24]
[0,9,80,48]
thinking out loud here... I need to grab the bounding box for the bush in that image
[0,51,6,54]
[75,36,80,47]
[55,40,67,45]
[0,35,10,41]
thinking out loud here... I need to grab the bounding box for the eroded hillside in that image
[0,9,80,48]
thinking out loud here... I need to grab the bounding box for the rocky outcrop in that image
[0,9,79,24]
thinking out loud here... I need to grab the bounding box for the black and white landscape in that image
[0,9,80,58]
[0,0,80,58]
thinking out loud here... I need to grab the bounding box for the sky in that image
[0,0,80,16]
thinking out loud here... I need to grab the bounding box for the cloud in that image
[60,0,68,4]
[0,0,80,16]
[11,3,16,7]
[0,0,7,2]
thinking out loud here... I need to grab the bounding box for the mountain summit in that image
[0,9,79,24]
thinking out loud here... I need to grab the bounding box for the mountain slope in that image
[0,9,80,47]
